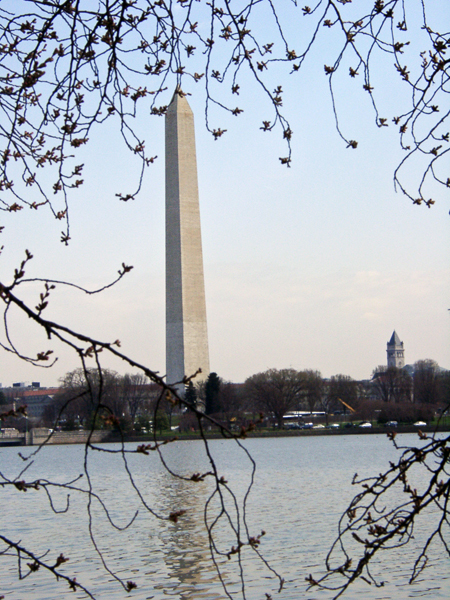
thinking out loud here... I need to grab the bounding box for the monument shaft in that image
[165,91,210,388]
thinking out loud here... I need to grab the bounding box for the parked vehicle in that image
[359,422,372,428]
[284,422,301,430]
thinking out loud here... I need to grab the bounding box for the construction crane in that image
[336,397,356,414]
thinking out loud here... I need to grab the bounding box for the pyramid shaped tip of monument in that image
[169,87,191,104]
[167,87,193,115]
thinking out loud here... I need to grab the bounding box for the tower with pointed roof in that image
[387,331,404,369]
[165,90,210,392]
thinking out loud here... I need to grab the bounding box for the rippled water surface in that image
[0,434,448,599]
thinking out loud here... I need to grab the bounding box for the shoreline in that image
[1,423,449,447]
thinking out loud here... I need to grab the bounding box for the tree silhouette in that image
[245,368,305,428]
[204,372,221,415]
[326,374,360,414]
[301,370,324,415]
[372,365,412,403]
[413,359,441,404]
[184,380,197,408]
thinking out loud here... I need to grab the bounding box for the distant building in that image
[3,384,59,420]
[19,388,59,419]
[387,331,405,369]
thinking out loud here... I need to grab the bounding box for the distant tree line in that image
[372,360,450,404]
[5,360,447,433]
[39,369,167,433]
[201,361,449,429]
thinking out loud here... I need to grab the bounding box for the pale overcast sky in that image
[1,2,449,387]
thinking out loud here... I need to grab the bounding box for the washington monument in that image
[165,90,210,390]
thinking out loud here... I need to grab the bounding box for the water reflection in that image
[152,476,223,599]
[0,434,448,599]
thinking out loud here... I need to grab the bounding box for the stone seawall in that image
[30,430,116,445]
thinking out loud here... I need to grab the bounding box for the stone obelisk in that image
[165,90,210,391]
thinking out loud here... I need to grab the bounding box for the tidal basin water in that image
[0,433,448,600]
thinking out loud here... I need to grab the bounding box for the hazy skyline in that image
[1,3,449,388]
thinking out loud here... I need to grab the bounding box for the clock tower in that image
[387,331,405,369]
